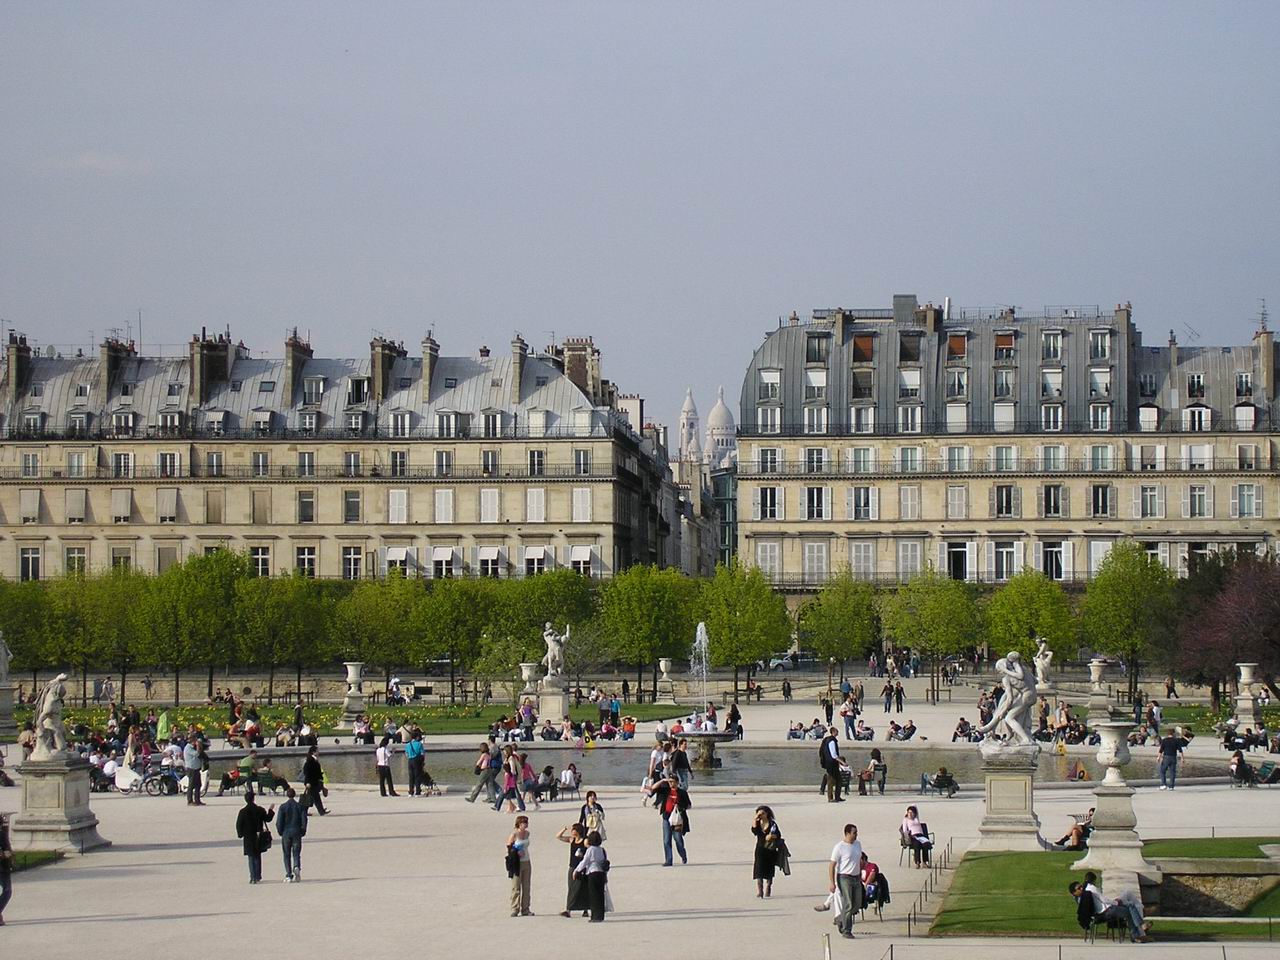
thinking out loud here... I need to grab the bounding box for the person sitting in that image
[861,853,891,912]
[952,718,973,742]
[854,720,874,741]
[669,719,684,737]
[273,723,294,747]
[1056,808,1094,850]
[1230,750,1258,785]
[532,765,558,802]
[786,722,806,740]
[901,805,932,867]
[599,720,618,741]
[859,748,887,796]
[807,718,826,740]
[620,717,637,741]
[218,750,259,795]
[352,716,374,745]
[886,720,902,740]
[899,720,918,741]
[257,758,289,793]
[0,750,13,787]
[560,763,582,792]
[539,719,562,741]
[1070,876,1150,942]
[919,767,958,798]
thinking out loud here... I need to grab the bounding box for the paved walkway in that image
[0,765,1274,956]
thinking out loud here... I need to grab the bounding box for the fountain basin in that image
[679,731,738,769]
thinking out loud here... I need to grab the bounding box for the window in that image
[757,370,780,401]
[64,546,86,574]
[1089,445,1112,471]
[158,452,179,477]
[1236,372,1253,398]
[526,488,546,523]
[436,413,457,437]
[1041,541,1064,580]
[1041,369,1063,399]
[850,370,873,400]
[1186,373,1205,399]
[993,484,1018,518]
[295,546,316,578]
[343,490,361,523]
[1089,404,1111,431]
[1041,404,1062,431]
[257,380,276,394]
[298,491,315,523]
[897,405,921,434]
[391,450,408,477]
[157,488,178,523]
[898,369,921,399]
[346,412,364,434]
[755,541,780,577]
[483,412,501,439]
[946,542,970,581]
[946,446,970,472]
[249,546,270,577]
[851,406,874,434]
[899,334,922,363]
[851,541,875,580]
[229,380,243,393]
[993,402,1016,432]
[111,547,131,570]
[431,450,451,477]
[19,547,41,582]
[803,369,827,401]
[1235,404,1256,431]
[295,451,315,478]
[1184,406,1208,432]
[946,369,967,398]
[303,378,325,404]
[946,484,967,520]
[66,451,85,479]
[1139,372,1157,398]
[1090,484,1112,517]
[432,488,453,523]
[158,412,181,434]
[898,484,920,520]
[479,550,502,578]
[342,546,362,580]
[803,406,828,434]
[1185,443,1211,470]
[897,446,921,472]
[21,453,39,478]
[205,489,224,524]
[1232,483,1262,519]
[993,369,1013,398]
[758,448,780,473]
[252,452,269,477]
[1187,484,1209,519]
[523,549,545,577]
[1089,330,1111,361]
[112,452,133,478]
[1139,484,1164,519]
[992,541,1016,582]
[804,448,828,474]
[299,411,317,434]
[20,488,39,523]
[1134,405,1157,432]
[480,488,500,523]
[1089,368,1111,397]
[68,414,88,436]
[805,335,830,364]
[575,449,591,475]
[75,382,89,398]
[802,541,829,583]
[1042,484,1063,518]
[1238,444,1258,470]
[251,489,270,525]
[849,486,875,521]
[757,406,780,434]
[993,446,1016,472]
[120,382,134,398]
[897,541,922,578]
[805,486,828,521]
[528,450,545,476]
[757,486,780,521]
[1041,445,1065,471]
[392,413,411,438]
[1042,331,1062,361]
[852,334,874,363]
[572,488,592,523]
[947,334,967,360]
[346,378,368,404]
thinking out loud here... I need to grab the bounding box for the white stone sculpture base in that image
[11,756,110,854]
[537,677,569,724]
[1072,780,1159,877]
[654,678,676,705]
[337,661,366,729]
[1233,693,1262,730]
[972,743,1045,851]
[0,680,15,740]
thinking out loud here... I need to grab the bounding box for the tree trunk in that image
[637,660,644,704]
[1210,678,1221,713]
[732,664,739,702]
[174,667,181,707]
[448,653,456,705]
[296,663,303,701]
[651,661,658,703]
[267,663,275,705]
[119,665,128,704]
[207,664,215,699]
[81,663,89,708]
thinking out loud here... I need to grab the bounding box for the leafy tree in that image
[985,569,1074,662]
[1169,548,1247,709]
[43,573,98,705]
[598,565,699,698]
[236,574,322,703]
[0,578,49,689]
[133,566,188,705]
[1082,541,1177,699]
[411,577,490,702]
[879,566,982,702]
[701,563,791,697]
[90,567,148,701]
[798,572,880,672]
[1193,552,1280,700]
[174,550,251,698]
[332,572,423,683]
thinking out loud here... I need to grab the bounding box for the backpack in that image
[490,753,502,771]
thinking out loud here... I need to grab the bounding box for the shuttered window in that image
[852,334,874,363]
[947,334,967,360]
[111,488,132,523]
[65,488,87,523]
[252,489,270,525]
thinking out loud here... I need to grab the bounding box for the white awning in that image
[432,546,455,561]
[570,545,593,562]
[523,546,545,560]
[19,488,40,520]
[206,410,226,422]
[252,410,272,424]
[157,488,178,517]
[111,488,132,519]
[478,546,501,560]
[65,488,86,521]
[386,546,408,562]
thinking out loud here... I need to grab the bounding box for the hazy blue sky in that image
[3,3,1277,431]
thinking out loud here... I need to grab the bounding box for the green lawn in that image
[14,850,59,871]
[1158,704,1280,735]
[1143,837,1280,859]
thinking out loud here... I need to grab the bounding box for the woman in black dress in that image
[556,822,590,917]
[751,805,781,898]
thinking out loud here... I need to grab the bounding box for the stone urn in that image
[1088,657,1107,694]
[658,658,672,682]
[1234,662,1263,727]
[338,661,366,729]
[519,662,540,697]
[1094,720,1133,785]
[1237,662,1259,691]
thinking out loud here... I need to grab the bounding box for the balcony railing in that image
[742,412,1269,439]
[738,456,1267,478]
[0,464,618,482]
[763,571,1094,589]
[2,421,626,444]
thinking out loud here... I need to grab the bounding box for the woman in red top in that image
[644,775,691,866]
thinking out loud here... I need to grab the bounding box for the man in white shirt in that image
[828,823,863,938]
[101,753,119,779]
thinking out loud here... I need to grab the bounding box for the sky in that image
[3,3,1278,433]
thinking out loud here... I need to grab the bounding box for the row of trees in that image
[3,544,1275,707]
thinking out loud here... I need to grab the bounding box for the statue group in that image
[977,651,1039,746]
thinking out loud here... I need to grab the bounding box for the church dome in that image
[706,386,735,432]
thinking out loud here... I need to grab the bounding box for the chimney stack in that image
[283,329,313,404]
[370,336,407,405]
[1255,324,1274,404]
[510,335,528,407]
[97,337,136,405]
[421,334,440,401]
[6,332,31,407]
[188,328,232,405]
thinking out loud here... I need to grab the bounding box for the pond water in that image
[208,742,1224,790]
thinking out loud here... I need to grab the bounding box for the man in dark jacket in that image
[275,787,308,883]
[820,727,843,802]
[645,775,692,866]
[302,746,327,815]
[235,791,275,884]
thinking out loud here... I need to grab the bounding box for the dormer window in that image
[1186,373,1205,399]
[167,382,182,397]
[398,377,412,390]
[300,411,318,434]
[534,376,548,388]
[205,411,225,436]
[803,369,827,401]
[946,334,967,361]
[23,413,42,434]
[347,378,368,405]
[230,380,243,392]
[444,377,459,389]
[259,380,276,394]
[346,411,364,434]
[805,334,830,364]
[391,412,411,438]
[158,412,181,434]
[758,370,780,401]
[899,334,922,363]
[1089,369,1112,397]
[1139,372,1157,398]
[75,382,90,398]
[68,413,88,436]
[120,382,134,398]
[30,382,44,398]
[112,411,135,435]
[1236,372,1253,398]
[253,411,272,435]
[303,377,325,404]
[994,332,1015,361]
[1089,330,1111,361]
[946,369,967,399]
[851,334,874,364]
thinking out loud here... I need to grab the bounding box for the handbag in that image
[504,845,520,878]
[257,829,272,853]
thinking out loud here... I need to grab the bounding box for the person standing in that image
[893,681,905,713]
[621,679,630,705]
[1157,727,1190,790]
[782,678,792,702]
[375,735,399,797]
[1164,676,1180,700]
[829,823,863,939]
[302,745,327,816]
[235,791,275,884]
[645,774,691,866]
[574,830,609,922]
[751,805,781,898]
[881,680,893,713]
[0,812,13,925]
[839,695,858,741]
[820,726,843,802]
[579,790,607,840]
[672,739,692,791]
[557,822,590,917]
[183,736,203,806]
[494,745,526,813]
[466,737,500,804]
[404,732,425,796]
[275,787,308,882]
[506,815,533,917]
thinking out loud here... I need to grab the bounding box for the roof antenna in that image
[1181,322,1202,343]
[1257,298,1269,333]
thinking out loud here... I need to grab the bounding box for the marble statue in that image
[541,622,567,678]
[977,652,1038,746]
[1033,638,1054,688]
[0,631,11,683]
[32,672,71,760]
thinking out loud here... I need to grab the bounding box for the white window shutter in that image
[869,487,879,521]
[1010,447,1019,469]
[1179,444,1189,469]
[778,488,786,521]
[988,485,997,518]
[1181,485,1190,518]
[986,445,995,470]
[1013,541,1024,575]
[824,486,832,520]
[965,542,977,581]
[1062,540,1074,580]
[1206,483,1215,518]
[845,487,854,520]
[379,546,390,578]
[867,448,877,471]
[1156,445,1166,470]
[452,548,461,577]
[590,546,602,578]
[1127,445,1138,471]
[1158,543,1170,568]
[1230,484,1240,518]
[936,540,947,571]
[470,545,479,573]
[498,547,508,578]
[1061,487,1070,519]
[516,546,527,578]
[1131,486,1141,519]
[1255,484,1264,518]
[1156,485,1166,518]
[1033,541,1044,573]
[985,541,995,578]
[1012,486,1022,518]
[752,488,761,521]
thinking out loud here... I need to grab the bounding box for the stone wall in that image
[1156,859,1280,916]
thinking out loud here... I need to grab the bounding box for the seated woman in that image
[274,723,294,748]
[901,804,932,867]
[560,763,582,791]
[854,720,874,741]
[1230,750,1257,785]
[859,748,887,796]
[861,853,890,911]
[919,767,958,797]
[533,765,558,801]
[598,720,618,741]
[539,719,562,741]
[620,717,637,741]
[1056,807,1094,849]
[352,716,374,745]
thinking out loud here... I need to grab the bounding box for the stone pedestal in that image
[337,661,366,730]
[973,742,1044,851]
[11,756,110,854]
[1073,721,1158,876]
[655,657,676,704]
[1086,657,1113,725]
[537,675,569,723]
[0,679,15,740]
[684,731,736,769]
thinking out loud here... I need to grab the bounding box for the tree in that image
[332,572,423,683]
[701,563,791,698]
[411,577,490,702]
[133,567,187,705]
[798,572,880,675]
[173,550,251,698]
[598,565,699,698]
[1082,541,1177,699]
[1169,548,1246,709]
[0,578,48,690]
[985,569,1074,662]
[879,567,982,703]
[43,573,98,705]
[89,567,147,701]
[1193,553,1280,700]
[236,574,322,703]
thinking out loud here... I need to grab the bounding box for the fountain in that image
[691,622,710,708]
[1073,720,1158,877]
[682,622,735,768]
